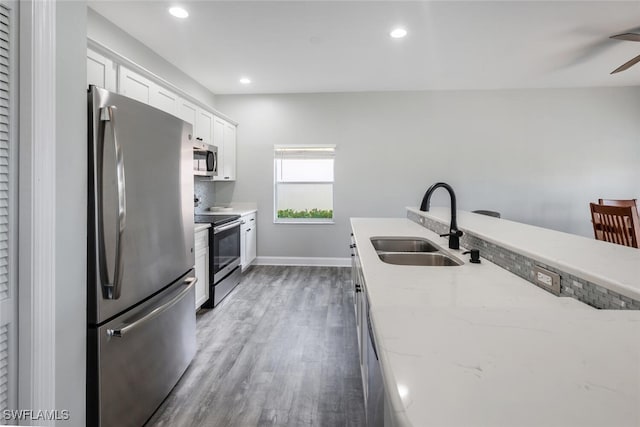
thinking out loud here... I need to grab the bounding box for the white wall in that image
[216,88,640,258]
[87,7,216,108]
[56,1,87,425]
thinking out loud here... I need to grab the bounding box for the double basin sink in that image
[371,237,462,266]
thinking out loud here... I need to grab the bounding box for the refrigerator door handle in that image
[100,106,127,299]
[107,277,197,338]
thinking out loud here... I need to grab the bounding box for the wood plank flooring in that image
[146,266,365,427]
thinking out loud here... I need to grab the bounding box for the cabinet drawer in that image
[242,213,256,225]
[194,229,209,250]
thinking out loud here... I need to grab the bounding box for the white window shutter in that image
[0,0,15,416]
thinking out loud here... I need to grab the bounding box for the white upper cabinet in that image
[213,116,237,181]
[213,115,225,169]
[150,85,179,115]
[120,65,180,116]
[87,49,117,91]
[223,121,236,180]
[196,109,214,145]
[87,48,237,177]
[213,115,224,148]
[178,98,198,127]
[179,99,213,146]
[119,65,153,104]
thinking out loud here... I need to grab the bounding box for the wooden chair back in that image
[590,203,639,248]
[598,198,637,208]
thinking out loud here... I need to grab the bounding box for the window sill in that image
[274,219,335,225]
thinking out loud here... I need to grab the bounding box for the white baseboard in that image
[255,256,351,267]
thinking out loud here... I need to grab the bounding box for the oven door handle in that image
[214,220,243,234]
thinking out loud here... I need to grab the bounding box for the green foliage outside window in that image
[277,208,333,219]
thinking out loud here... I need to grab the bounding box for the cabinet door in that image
[240,221,248,268]
[150,85,179,116]
[178,98,198,136]
[223,122,237,180]
[196,109,214,145]
[194,247,208,309]
[119,66,153,104]
[212,116,226,180]
[87,49,117,91]
[360,289,369,402]
[194,230,210,309]
[213,116,237,181]
[246,225,256,266]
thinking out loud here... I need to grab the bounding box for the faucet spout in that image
[419,182,463,249]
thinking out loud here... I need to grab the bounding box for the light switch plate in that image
[533,265,561,295]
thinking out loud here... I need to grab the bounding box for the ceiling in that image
[88,1,640,94]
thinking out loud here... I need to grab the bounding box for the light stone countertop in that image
[197,202,257,217]
[408,207,640,301]
[350,217,640,427]
[194,224,211,233]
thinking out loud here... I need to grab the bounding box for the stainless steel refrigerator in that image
[87,86,196,427]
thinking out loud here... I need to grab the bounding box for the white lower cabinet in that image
[351,231,385,426]
[240,212,257,271]
[194,228,210,310]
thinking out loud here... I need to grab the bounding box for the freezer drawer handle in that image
[106,277,197,338]
[99,105,127,300]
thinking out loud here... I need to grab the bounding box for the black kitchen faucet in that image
[419,182,463,250]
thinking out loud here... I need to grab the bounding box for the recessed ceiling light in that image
[239,77,251,85]
[169,6,189,19]
[390,28,407,39]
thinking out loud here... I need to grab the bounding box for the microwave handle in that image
[213,151,218,174]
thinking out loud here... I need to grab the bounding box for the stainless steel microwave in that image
[193,142,218,177]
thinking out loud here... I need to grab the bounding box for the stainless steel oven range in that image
[195,214,242,307]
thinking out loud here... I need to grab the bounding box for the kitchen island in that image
[351,215,640,427]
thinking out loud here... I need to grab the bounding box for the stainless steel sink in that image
[370,237,440,253]
[377,252,463,266]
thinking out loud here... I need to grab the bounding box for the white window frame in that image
[273,144,335,225]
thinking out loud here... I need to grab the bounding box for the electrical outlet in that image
[533,265,561,295]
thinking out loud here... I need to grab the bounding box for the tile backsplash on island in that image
[407,210,640,310]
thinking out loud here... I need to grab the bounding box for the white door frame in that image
[18,0,56,419]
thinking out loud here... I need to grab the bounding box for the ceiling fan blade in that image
[611,53,640,74]
[610,33,640,42]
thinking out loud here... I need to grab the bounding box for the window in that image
[274,145,335,223]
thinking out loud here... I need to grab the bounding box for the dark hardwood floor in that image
[146,266,365,427]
